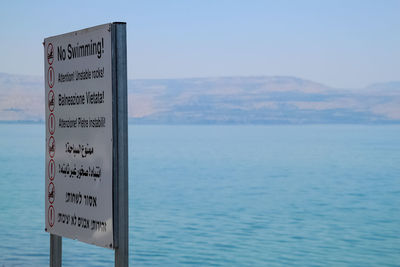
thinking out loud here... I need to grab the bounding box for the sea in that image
[0,124,399,266]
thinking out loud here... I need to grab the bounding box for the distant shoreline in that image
[1,120,400,126]
[0,120,44,124]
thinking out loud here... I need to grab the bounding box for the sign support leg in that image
[50,234,62,267]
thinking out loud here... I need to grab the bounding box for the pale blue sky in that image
[0,0,399,88]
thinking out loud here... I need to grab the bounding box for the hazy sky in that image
[0,0,399,88]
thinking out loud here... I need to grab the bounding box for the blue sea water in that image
[0,124,399,266]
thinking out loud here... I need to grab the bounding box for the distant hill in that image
[1,72,400,124]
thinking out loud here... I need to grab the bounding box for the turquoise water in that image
[0,124,399,266]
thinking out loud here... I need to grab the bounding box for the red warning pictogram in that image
[48,136,55,158]
[48,67,55,88]
[48,90,55,112]
[48,182,55,204]
[48,113,55,135]
[48,205,55,227]
[48,159,55,180]
[47,43,54,65]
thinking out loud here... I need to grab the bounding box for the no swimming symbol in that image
[48,136,55,158]
[47,43,54,65]
[48,182,55,204]
[48,90,55,112]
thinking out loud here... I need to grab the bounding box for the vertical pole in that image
[112,22,129,267]
[50,234,62,267]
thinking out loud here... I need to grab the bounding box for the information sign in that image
[45,23,114,249]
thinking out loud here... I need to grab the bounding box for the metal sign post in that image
[44,22,128,267]
[50,234,62,267]
[112,22,129,267]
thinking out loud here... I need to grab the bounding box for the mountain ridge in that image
[1,72,399,124]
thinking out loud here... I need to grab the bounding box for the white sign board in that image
[45,24,114,248]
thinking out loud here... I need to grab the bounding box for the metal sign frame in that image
[45,22,128,267]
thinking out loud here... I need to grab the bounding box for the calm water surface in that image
[0,124,399,266]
